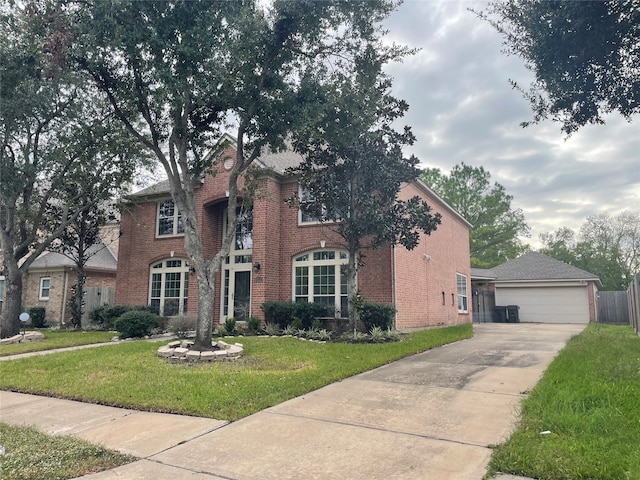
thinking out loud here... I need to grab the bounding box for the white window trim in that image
[221,206,253,320]
[457,273,468,313]
[292,249,349,318]
[297,186,343,225]
[149,259,189,317]
[156,199,185,237]
[39,277,51,300]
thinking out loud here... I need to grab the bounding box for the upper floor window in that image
[157,200,184,237]
[457,273,468,313]
[298,187,343,225]
[39,277,51,300]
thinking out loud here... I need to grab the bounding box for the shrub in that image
[224,317,237,334]
[89,305,152,330]
[261,301,330,329]
[264,322,280,336]
[168,316,196,339]
[247,316,261,335]
[359,302,396,331]
[29,307,46,328]
[114,310,159,339]
[369,326,386,342]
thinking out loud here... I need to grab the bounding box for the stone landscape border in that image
[0,331,45,345]
[157,340,243,363]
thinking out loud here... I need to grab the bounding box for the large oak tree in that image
[0,6,142,337]
[60,0,402,350]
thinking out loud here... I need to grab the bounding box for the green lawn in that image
[0,330,116,357]
[0,422,135,480]
[0,324,472,421]
[487,324,640,480]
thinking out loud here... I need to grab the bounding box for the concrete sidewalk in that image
[0,323,585,479]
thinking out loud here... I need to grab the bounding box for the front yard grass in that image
[0,323,472,421]
[0,330,115,357]
[487,324,640,480]
[0,422,136,480]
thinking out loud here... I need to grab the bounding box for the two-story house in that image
[115,140,472,329]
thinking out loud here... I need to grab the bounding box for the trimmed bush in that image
[89,305,152,330]
[261,301,329,329]
[359,302,396,331]
[29,307,46,328]
[114,310,159,339]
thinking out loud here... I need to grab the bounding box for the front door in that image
[222,267,252,320]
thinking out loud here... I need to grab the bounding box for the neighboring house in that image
[22,226,119,326]
[116,139,473,329]
[471,251,602,324]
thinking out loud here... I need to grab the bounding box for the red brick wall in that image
[115,156,471,329]
[393,183,471,329]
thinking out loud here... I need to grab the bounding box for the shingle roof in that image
[489,251,600,282]
[470,267,496,280]
[256,148,304,174]
[29,240,117,272]
[133,179,171,196]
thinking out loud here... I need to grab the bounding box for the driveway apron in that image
[1,323,585,480]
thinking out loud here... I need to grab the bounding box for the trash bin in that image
[493,306,507,323]
[506,305,520,323]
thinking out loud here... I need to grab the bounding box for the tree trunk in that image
[193,269,215,351]
[74,268,86,328]
[0,263,22,338]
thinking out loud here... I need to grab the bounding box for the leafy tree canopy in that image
[0,5,146,337]
[479,0,640,135]
[287,44,441,328]
[540,211,640,290]
[51,0,403,349]
[421,163,529,268]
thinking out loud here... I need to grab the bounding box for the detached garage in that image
[472,252,602,324]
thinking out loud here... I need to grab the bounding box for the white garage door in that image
[495,286,589,324]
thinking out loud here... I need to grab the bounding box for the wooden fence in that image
[629,274,640,335]
[598,291,630,324]
[82,286,115,327]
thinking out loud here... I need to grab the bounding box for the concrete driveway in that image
[0,323,585,480]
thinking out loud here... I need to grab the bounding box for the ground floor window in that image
[457,273,468,313]
[39,277,51,300]
[149,259,189,316]
[293,250,349,317]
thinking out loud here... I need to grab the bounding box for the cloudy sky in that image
[382,0,640,248]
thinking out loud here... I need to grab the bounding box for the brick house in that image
[116,141,472,329]
[20,226,119,326]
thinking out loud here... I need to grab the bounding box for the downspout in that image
[60,268,69,326]
[391,245,397,329]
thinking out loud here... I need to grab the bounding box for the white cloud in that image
[384,0,640,248]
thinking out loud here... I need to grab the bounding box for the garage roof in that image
[487,252,601,284]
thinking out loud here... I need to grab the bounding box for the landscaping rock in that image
[157,339,243,363]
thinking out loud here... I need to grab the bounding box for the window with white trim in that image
[39,277,51,300]
[457,273,468,313]
[298,187,343,224]
[293,250,349,317]
[157,200,184,236]
[149,259,189,316]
